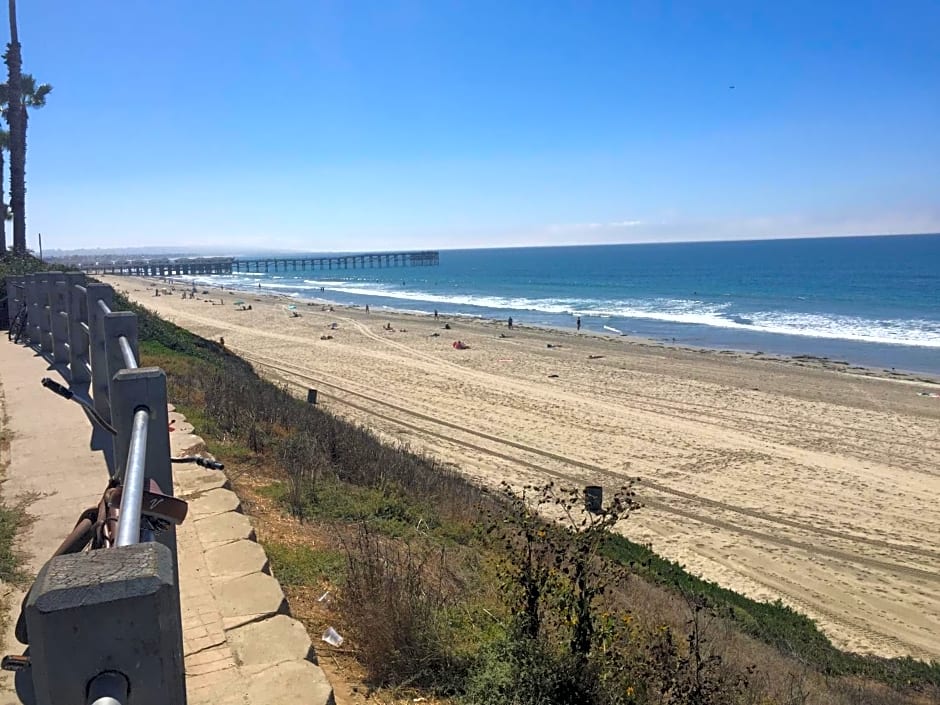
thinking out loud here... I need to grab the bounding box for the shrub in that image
[338,525,469,692]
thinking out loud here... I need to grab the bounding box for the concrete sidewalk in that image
[0,341,333,704]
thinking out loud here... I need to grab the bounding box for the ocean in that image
[183,234,940,376]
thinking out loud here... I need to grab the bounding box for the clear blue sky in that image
[20,0,940,252]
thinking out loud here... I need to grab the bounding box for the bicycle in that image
[7,298,27,344]
[1,377,224,671]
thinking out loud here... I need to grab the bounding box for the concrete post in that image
[66,273,90,384]
[3,276,10,320]
[24,542,186,705]
[86,284,114,423]
[103,311,138,386]
[5,275,18,319]
[26,274,40,344]
[110,369,177,564]
[51,279,70,365]
[5,275,25,322]
[37,274,53,353]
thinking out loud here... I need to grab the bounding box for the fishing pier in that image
[233,250,439,273]
[74,250,440,276]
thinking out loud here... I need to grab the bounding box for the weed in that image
[264,541,345,586]
[338,524,469,692]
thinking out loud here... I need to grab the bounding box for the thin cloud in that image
[548,220,643,233]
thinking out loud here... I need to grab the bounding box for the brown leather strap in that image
[108,482,188,527]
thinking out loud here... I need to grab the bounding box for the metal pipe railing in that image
[97,298,111,316]
[118,335,138,370]
[115,408,149,547]
[87,671,128,705]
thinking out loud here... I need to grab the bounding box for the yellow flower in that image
[626,686,635,697]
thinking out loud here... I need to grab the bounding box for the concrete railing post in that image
[5,275,25,330]
[51,278,70,366]
[5,275,20,319]
[24,542,186,705]
[26,274,40,344]
[66,273,90,384]
[37,274,53,353]
[110,369,177,568]
[15,274,25,312]
[86,283,114,423]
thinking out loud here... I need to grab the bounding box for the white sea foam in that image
[302,279,351,287]
[325,288,940,348]
[177,274,940,349]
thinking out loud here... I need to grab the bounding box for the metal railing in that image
[4,272,184,705]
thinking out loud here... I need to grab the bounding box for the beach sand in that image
[107,276,940,661]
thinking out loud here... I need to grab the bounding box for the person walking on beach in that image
[508,316,513,329]
[576,316,581,331]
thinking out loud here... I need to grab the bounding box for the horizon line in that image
[43,230,940,257]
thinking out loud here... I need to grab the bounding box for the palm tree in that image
[0,73,49,255]
[0,128,7,254]
[5,0,23,252]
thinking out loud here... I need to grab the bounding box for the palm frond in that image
[17,74,51,107]
[29,83,51,107]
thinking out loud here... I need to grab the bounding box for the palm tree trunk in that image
[0,146,6,254]
[6,0,25,253]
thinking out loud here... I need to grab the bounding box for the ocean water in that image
[183,234,940,375]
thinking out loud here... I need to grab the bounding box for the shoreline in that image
[161,274,940,387]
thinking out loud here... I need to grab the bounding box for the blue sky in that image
[20,1,940,252]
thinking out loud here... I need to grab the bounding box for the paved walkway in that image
[0,341,334,704]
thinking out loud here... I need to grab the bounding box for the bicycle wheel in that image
[8,305,26,344]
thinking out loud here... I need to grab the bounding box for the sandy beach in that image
[106,275,940,661]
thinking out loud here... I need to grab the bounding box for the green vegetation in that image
[261,478,475,544]
[0,250,64,276]
[602,535,939,689]
[263,541,345,586]
[127,292,938,704]
[0,499,21,583]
